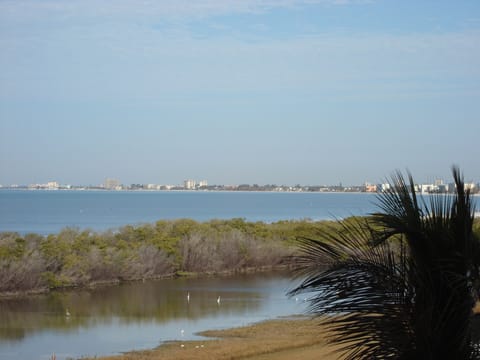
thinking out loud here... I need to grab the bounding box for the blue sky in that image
[1,0,479,186]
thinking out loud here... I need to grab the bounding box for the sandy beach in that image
[89,317,341,360]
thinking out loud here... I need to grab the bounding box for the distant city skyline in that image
[4,174,479,190]
[1,1,479,186]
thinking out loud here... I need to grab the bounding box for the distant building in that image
[417,184,435,194]
[465,183,476,191]
[104,178,120,190]
[378,183,391,192]
[364,183,377,192]
[47,181,59,190]
[198,180,208,188]
[437,184,449,193]
[184,179,196,190]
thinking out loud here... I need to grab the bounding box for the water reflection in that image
[0,271,305,360]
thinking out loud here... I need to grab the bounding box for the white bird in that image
[187,292,190,303]
[65,308,71,317]
[217,296,221,305]
[181,329,185,336]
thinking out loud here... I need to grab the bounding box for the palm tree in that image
[289,167,479,359]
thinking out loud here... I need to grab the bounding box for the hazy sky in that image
[1,0,479,186]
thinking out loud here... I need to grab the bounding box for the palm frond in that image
[289,218,413,359]
[289,167,480,359]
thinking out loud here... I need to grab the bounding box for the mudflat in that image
[91,317,342,360]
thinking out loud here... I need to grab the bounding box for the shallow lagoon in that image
[0,271,308,360]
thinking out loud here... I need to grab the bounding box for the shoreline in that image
[86,309,480,360]
[2,188,478,196]
[86,317,341,360]
[0,188,372,193]
[0,265,294,300]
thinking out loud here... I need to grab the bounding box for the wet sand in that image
[91,317,342,360]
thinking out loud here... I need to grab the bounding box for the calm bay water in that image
[0,271,307,360]
[0,190,378,235]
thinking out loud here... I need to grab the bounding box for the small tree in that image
[290,167,480,359]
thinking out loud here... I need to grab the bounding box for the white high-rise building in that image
[47,181,59,189]
[184,179,196,190]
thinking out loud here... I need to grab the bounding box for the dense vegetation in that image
[1,215,479,297]
[0,218,342,295]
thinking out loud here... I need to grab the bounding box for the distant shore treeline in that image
[0,218,341,296]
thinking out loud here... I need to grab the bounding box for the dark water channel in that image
[0,271,307,360]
